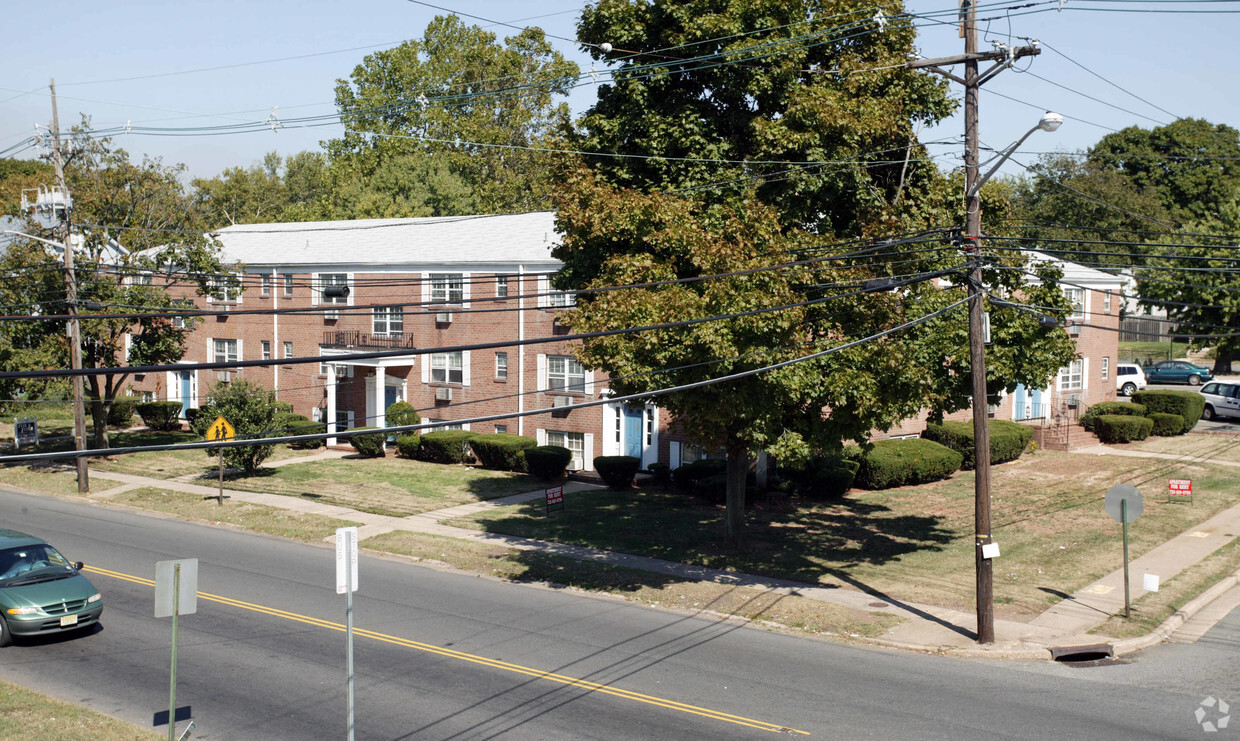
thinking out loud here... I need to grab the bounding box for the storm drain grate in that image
[1050,643,1115,664]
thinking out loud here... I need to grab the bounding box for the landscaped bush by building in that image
[417,430,478,464]
[1094,414,1155,444]
[348,426,386,457]
[691,472,759,505]
[523,445,572,480]
[647,462,671,486]
[920,419,1033,469]
[671,459,728,492]
[108,397,139,426]
[777,455,859,500]
[470,433,536,471]
[395,434,420,459]
[594,455,641,490]
[185,407,200,425]
[273,413,325,448]
[1130,390,1204,433]
[1149,412,1186,437]
[1081,402,1146,432]
[135,401,184,431]
[385,401,421,429]
[846,439,963,490]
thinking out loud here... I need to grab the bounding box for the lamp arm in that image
[967,124,1039,199]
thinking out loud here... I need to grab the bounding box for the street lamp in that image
[964,111,1060,644]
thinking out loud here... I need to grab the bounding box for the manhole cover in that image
[869,602,890,608]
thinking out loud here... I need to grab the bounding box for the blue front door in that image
[385,385,400,410]
[624,407,643,459]
[1013,384,1027,421]
[178,371,192,416]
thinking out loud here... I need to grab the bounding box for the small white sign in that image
[336,526,358,594]
[981,542,1000,559]
[154,559,199,618]
[1144,573,1160,593]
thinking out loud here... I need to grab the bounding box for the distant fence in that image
[1120,316,1179,343]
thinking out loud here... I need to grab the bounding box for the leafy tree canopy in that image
[191,151,328,228]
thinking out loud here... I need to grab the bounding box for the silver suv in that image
[1200,382,1240,421]
[1116,364,1147,397]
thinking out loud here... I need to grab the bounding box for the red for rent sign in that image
[1169,479,1192,497]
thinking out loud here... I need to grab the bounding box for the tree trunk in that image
[1212,343,1234,376]
[724,441,749,546]
[89,398,109,450]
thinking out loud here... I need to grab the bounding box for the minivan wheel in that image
[1189,375,1202,386]
[1204,405,1216,421]
[0,616,12,648]
[1121,383,1136,396]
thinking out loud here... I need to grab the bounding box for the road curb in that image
[1112,566,1240,657]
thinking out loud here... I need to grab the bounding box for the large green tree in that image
[324,15,579,216]
[191,151,328,228]
[556,0,1075,543]
[0,126,230,448]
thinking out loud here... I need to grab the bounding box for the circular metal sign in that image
[1105,484,1143,524]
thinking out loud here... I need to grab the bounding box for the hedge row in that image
[1094,415,1155,444]
[777,455,859,500]
[524,446,573,480]
[845,438,963,490]
[272,413,326,449]
[107,397,140,426]
[1131,390,1204,433]
[348,427,387,457]
[135,401,184,431]
[1081,402,1146,432]
[594,455,641,490]
[470,433,536,471]
[920,419,1033,470]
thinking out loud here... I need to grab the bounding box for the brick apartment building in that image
[129,213,1120,467]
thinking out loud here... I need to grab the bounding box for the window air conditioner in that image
[435,312,452,324]
[216,370,232,383]
[552,395,573,408]
[334,365,349,378]
[435,387,453,402]
[1068,322,1082,336]
[1067,393,1082,408]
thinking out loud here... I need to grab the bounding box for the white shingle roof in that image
[214,211,561,269]
[1027,251,1125,288]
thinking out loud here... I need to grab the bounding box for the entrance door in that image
[385,385,400,410]
[178,371,193,417]
[624,406,643,459]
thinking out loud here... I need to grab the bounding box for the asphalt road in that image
[1,488,1237,740]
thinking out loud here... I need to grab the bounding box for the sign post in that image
[155,559,198,741]
[14,417,38,448]
[1168,478,1192,505]
[204,416,235,506]
[1105,484,1143,619]
[336,526,358,741]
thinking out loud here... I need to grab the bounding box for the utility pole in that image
[908,5,1042,644]
[49,79,90,494]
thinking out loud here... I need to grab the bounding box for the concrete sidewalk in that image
[77,445,1240,661]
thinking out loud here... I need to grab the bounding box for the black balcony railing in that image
[322,330,418,350]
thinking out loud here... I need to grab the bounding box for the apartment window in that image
[496,352,508,379]
[1064,287,1085,320]
[320,273,348,318]
[495,424,508,434]
[172,300,192,329]
[430,273,464,304]
[547,290,574,308]
[547,355,585,392]
[260,274,272,296]
[1104,292,1112,313]
[282,273,294,297]
[141,391,155,403]
[1058,359,1084,391]
[429,418,464,431]
[209,274,240,302]
[496,275,509,298]
[547,431,585,470]
[284,341,293,360]
[132,271,153,286]
[373,306,404,335]
[213,339,239,364]
[1102,357,1110,380]
[646,408,654,445]
[261,341,271,360]
[431,352,464,384]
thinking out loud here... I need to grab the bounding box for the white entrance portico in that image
[323,353,416,446]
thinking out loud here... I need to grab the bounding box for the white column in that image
[326,365,337,446]
[373,365,386,429]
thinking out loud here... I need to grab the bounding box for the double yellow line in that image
[86,565,808,736]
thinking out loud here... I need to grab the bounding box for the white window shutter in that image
[461,421,471,431]
[421,356,430,384]
[584,433,595,471]
[165,371,174,401]
[1082,358,1089,391]
[421,272,431,303]
[206,337,212,361]
[670,441,682,470]
[346,273,354,306]
[536,428,546,446]
[462,351,471,386]
[536,354,547,391]
[585,370,594,395]
[235,273,243,305]
[310,274,319,306]
[461,271,471,308]
[236,339,243,361]
[537,275,548,308]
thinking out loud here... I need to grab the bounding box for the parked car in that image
[1200,382,1240,421]
[1143,360,1214,386]
[0,530,102,647]
[1116,364,1147,397]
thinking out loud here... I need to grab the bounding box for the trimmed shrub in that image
[185,407,200,425]
[1081,402,1147,432]
[1149,412,1185,437]
[470,433,536,471]
[594,455,641,490]
[273,413,325,448]
[779,455,860,500]
[417,430,478,464]
[349,426,386,457]
[273,400,294,414]
[846,439,963,490]
[135,401,184,431]
[1131,390,1204,433]
[692,472,759,505]
[395,433,420,459]
[385,401,421,429]
[1094,414,1155,444]
[523,445,572,480]
[108,397,139,426]
[921,419,1033,469]
[671,459,728,492]
[648,462,671,486]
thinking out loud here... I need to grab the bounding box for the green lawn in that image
[450,450,1240,621]
[0,678,159,740]
[221,455,544,516]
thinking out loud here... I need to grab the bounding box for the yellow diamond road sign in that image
[206,416,235,442]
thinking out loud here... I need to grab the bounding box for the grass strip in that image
[0,677,159,740]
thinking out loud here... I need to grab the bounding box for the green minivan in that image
[0,529,103,647]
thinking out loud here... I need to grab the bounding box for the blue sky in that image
[1,1,1235,182]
